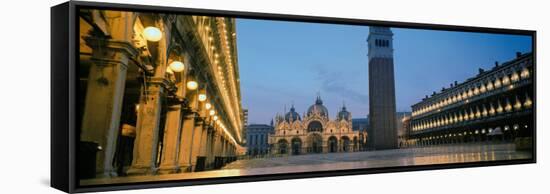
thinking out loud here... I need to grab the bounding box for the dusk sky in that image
[235,19,532,125]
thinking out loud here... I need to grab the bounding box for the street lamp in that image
[205,102,212,110]
[209,110,216,116]
[186,81,198,90]
[169,61,185,72]
[213,115,218,121]
[198,93,207,102]
[143,26,162,42]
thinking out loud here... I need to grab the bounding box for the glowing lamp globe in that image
[169,61,185,72]
[205,103,212,110]
[143,26,162,42]
[198,94,207,102]
[209,110,216,116]
[186,81,198,90]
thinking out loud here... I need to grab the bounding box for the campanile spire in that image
[367,26,398,149]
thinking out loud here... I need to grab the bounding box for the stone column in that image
[219,135,225,157]
[158,104,183,174]
[223,139,228,156]
[205,130,212,166]
[214,132,221,157]
[176,94,198,172]
[190,119,205,170]
[210,130,218,163]
[189,89,206,170]
[199,124,209,156]
[205,128,213,166]
[220,139,225,157]
[80,38,137,177]
[127,79,165,175]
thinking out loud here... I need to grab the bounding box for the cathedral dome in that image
[284,105,301,122]
[337,105,351,121]
[307,96,329,119]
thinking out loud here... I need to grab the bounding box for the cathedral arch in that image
[307,133,323,153]
[307,120,323,133]
[291,137,302,155]
[277,139,289,154]
[328,136,338,153]
[341,136,351,152]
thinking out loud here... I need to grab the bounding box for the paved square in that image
[81,143,531,186]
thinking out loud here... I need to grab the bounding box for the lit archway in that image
[342,136,351,152]
[307,121,323,133]
[291,137,302,155]
[308,133,323,153]
[328,136,338,153]
[278,139,289,154]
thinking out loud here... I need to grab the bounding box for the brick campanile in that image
[367,27,398,149]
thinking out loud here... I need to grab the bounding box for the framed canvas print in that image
[51,1,536,193]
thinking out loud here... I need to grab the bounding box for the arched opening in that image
[307,121,323,133]
[307,134,323,153]
[342,136,350,152]
[328,136,338,153]
[291,137,302,155]
[278,139,289,154]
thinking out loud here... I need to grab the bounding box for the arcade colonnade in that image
[406,53,534,148]
[272,134,365,155]
[78,9,244,177]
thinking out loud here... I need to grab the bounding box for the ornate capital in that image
[85,37,139,68]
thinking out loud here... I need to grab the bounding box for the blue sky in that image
[236,19,532,125]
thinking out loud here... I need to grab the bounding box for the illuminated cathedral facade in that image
[269,96,367,155]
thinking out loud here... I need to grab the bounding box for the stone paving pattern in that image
[81,143,531,186]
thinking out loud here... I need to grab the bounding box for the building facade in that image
[396,112,412,148]
[351,118,370,151]
[78,9,244,177]
[269,96,367,155]
[408,52,534,147]
[398,115,412,148]
[367,27,398,149]
[246,124,274,155]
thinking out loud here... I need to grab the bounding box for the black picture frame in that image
[51,1,536,193]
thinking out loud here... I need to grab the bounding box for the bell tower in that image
[367,26,398,149]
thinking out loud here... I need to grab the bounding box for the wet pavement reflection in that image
[81,143,531,186]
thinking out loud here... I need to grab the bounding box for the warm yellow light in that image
[521,68,530,79]
[502,76,510,85]
[205,103,212,110]
[511,72,519,82]
[494,79,502,88]
[143,26,162,42]
[198,93,207,102]
[524,94,533,108]
[209,110,216,116]
[169,61,185,72]
[213,116,218,121]
[514,98,522,110]
[165,67,174,74]
[186,81,198,90]
[505,100,513,112]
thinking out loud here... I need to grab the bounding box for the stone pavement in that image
[81,143,531,186]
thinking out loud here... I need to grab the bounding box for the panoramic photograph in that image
[77,9,534,186]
